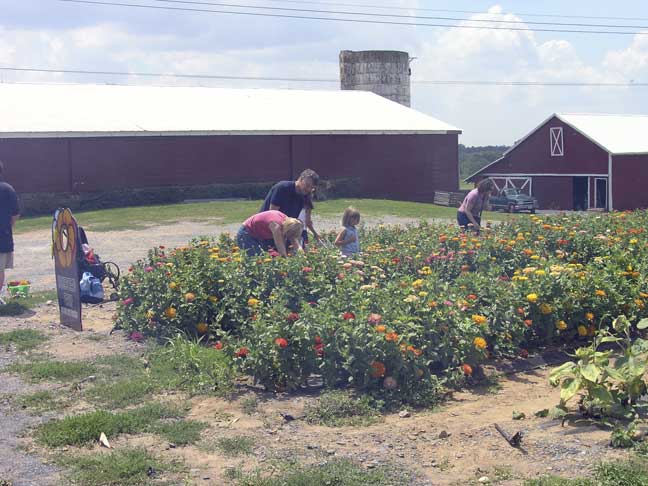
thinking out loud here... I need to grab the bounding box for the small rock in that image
[398,410,411,418]
[306,444,319,450]
[168,443,176,448]
[438,430,450,439]
[478,477,490,484]
[326,449,335,455]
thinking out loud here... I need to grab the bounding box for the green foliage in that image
[549,316,648,419]
[14,390,68,414]
[0,329,47,351]
[211,436,255,456]
[304,390,384,427]
[115,211,648,406]
[151,420,207,446]
[57,447,182,486]
[35,402,184,447]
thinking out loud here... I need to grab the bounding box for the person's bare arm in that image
[335,229,357,246]
[10,215,19,228]
[305,209,320,241]
[464,200,480,228]
[269,222,288,256]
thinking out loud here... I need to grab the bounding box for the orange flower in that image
[184,292,196,302]
[462,364,473,376]
[375,325,387,333]
[471,314,487,325]
[524,319,533,327]
[595,290,607,297]
[385,332,399,342]
[370,361,386,378]
[196,322,209,334]
[577,325,588,337]
[164,307,177,319]
[407,345,423,357]
[473,337,487,349]
[585,312,594,321]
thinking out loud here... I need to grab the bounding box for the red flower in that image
[367,313,382,324]
[391,257,401,264]
[467,294,477,300]
[129,331,144,342]
[275,337,288,348]
[519,349,529,359]
[213,341,223,350]
[462,363,473,376]
[498,275,509,281]
[342,311,355,320]
[159,245,165,249]
[302,266,313,273]
[287,312,300,322]
[122,297,135,306]
[314,335,322,344]
[235,347,250,358]
[313,343,325,357]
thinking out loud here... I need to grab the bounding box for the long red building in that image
[467,113,648,211]
[0,83,461,204]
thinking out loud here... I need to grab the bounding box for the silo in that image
[339,50,411,107]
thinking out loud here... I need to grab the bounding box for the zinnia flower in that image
[247,297,260,307]
[595,290,607,297]
[286,312,300,322]
[473,337,487,349]
[122,297,134,306]
[375,325,387,333]
[383,376,398,390]
[462,363,473,376]
[342,311,355,320]
[519,349,529,359]
[370,361,386,378]
[471,314,487,325]
[585,312,594,321]
[235,347,250,358]
[274,337,288,348]
[164,307,177,319]
[577,325,588,337]
[367,313,382,324]
[184,292,196,302]
[213,341,223,350]
[556,320,568,331]
[129,331,144,342]
[539,303,553,315]
[302,266,313,273]
[385,332,399,342]
[527,293,539,303]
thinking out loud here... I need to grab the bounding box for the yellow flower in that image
[208,296,219,303]
[412,279,424,289]
[471,314,487,325]
[595,290,607,297]
[404,295,419,303]
[527,293,539,303]
[169,282,177,289]
[146,310,155,319]
[539,303,553,315]
[418,291,428,297]
[556,320,568,331]
[585,312,594,321]
[530,255,540,260]
[630,238,638,245]
[534,270,546,276]
[473,337,487,349]
[577,325,588,337]
[247,297,260,307]
[164,307,177,319]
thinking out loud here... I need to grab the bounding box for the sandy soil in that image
[0,302,633,486]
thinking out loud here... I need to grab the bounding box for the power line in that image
[147,0,648,30]
[245,0,648,23]
[58,0,648,35]
[3,66,647,87]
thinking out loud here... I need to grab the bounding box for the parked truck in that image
[489,188,538,213]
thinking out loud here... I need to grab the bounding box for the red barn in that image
[0,83,461,206]
[467,113,648,211]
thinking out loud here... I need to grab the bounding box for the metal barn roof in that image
[0,83,461,138]
[556,113,648,155]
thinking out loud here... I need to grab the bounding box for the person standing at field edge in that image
[0,160,20,304]
[457,178,495,234]
[261,169,321,245]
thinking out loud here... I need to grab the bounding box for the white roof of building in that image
[0,83,460,138]
[556,113,648,155]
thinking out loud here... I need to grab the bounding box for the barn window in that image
[550,127,564,157]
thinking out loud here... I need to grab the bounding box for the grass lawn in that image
[15,199,514,234]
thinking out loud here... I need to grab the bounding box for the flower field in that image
[114,211,648,405]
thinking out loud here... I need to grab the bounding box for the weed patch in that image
[233,458,410,485]
[8,359,96,383]
[206,436,255,456]
[14,390,68,414]
[0,329,47,352]
[151,419,207,446]
[35,402,184,447]
[304,390,383,427]
[241,396,259,415]
[57,447,182,486]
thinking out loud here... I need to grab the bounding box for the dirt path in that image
[0,303,633,485]
[13,215,441,292]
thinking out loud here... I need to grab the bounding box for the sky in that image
[3,0,648,145]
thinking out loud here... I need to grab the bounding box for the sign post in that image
[52,208,82,331]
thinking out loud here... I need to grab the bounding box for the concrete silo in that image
[339,50,411,107]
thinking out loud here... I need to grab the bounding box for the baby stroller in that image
[77,226,120,303]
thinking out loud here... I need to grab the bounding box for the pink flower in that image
[122,297,135,306]
[367,313,382,324]
[302,266,313,273]
[444,300,453,306]
[144,266,153,273]
[129,331,144,342]
[287,312,300,322]
[342,311,355,320]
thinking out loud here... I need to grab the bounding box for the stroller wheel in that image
[103,262,120,289]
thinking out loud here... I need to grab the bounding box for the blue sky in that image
[3,1,648,144]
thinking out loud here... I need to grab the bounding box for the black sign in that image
[52,208,82,331]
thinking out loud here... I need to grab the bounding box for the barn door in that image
[489,177,532,196]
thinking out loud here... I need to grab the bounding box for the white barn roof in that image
[0,83,461,138]
[556,113,648,155]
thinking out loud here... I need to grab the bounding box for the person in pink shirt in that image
[237,210,304,256]
[457,179,495,233]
